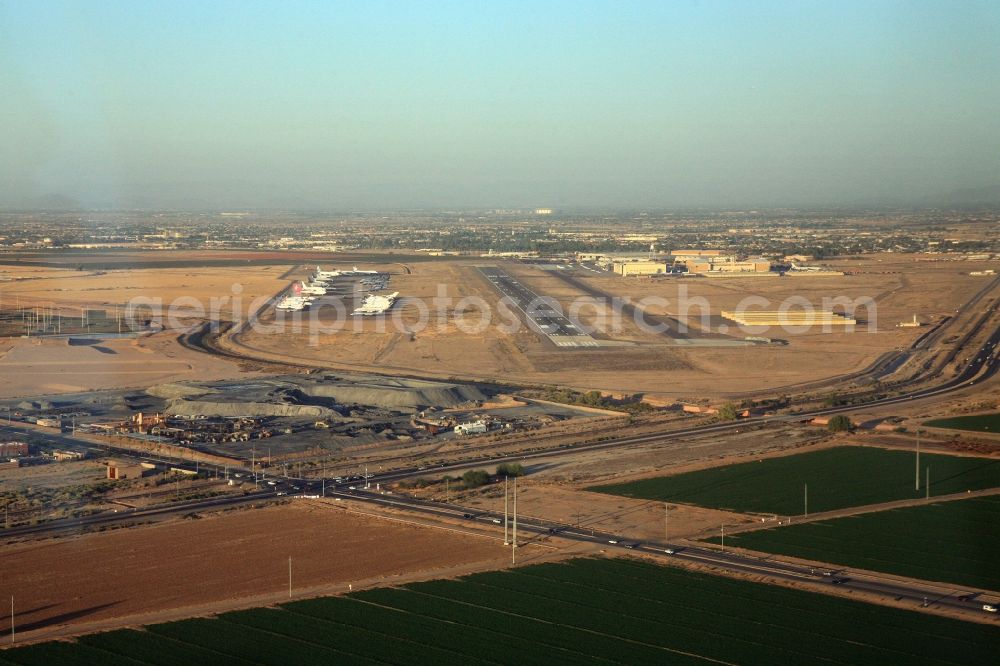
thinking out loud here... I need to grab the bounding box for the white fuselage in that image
[352,291,399,316]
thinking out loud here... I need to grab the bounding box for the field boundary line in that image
[698,486,1000,539]
[403,585,734,665]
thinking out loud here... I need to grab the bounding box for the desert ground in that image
[235,254,997,399]
[0,332,254,398]
[0,263,292,319]
[2,251,994,400]
[463,483,753,543]
[0,500,551,644]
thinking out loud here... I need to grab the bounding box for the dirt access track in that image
[0,501,541,645]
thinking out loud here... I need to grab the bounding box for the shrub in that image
[462,469,490,489]
[827,415,853,432]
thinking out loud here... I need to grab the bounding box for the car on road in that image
[664,548,675,555]
[607,539,618,544]
[984,604,998,613]
[491,518,502,524]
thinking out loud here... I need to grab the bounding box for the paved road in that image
[11,295,1000,539]
[318,485,998,617]
[6,273,999,619]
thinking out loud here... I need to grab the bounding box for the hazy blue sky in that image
[2,0,999,210]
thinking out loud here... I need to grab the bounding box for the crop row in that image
[588,447,1000,515]
[2,557,998,665]
[413,561,981,665]
[719,497,1000,590]
[500,558,995,661]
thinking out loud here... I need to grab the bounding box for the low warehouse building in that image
[106,460,146,480]
[612,261,669,276]
[721,310,857,326]
[0,441,28,457]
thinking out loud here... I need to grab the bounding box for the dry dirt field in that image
[0,263,291,318]
[0,459,107,493]
[410,424,831,544]
[237,254,996,399]
[0,331,253,398]
[463,483,752,543]
[0,501,530,642]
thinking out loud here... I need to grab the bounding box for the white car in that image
[984,604,998,613]
[608,539,618,544]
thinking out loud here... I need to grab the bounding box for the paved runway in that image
[478,267,599,348]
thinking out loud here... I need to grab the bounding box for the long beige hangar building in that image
[721,310,857,326]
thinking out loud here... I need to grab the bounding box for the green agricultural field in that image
[3,558,998,664]
[588,446,1000,515]
[707,496,1000,591]
[925,413,1000,433]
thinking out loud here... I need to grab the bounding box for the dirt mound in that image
[165,398,334,419]
[16,399,53,411]
[146,382,211,399]
[300,379,487,410]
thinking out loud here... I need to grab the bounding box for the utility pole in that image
[721,524,725,552]
[664,502,669,544]
[915,430,921,491]
[512,476,518,564]
[445,477,449,503]
[322,478,325,497]
[503,476,509,545]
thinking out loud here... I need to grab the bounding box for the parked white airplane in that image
[298,282,327,295]
[276,295,312,311]
[352,292,399,316]
[313,266,342,280]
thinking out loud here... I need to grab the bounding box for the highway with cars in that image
[308,484,1000,616]
[4,274,999,619]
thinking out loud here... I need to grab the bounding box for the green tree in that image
[462,469,490,489]
[827,415,853,432]
[717,403,738,421]
[496,463,524,477]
